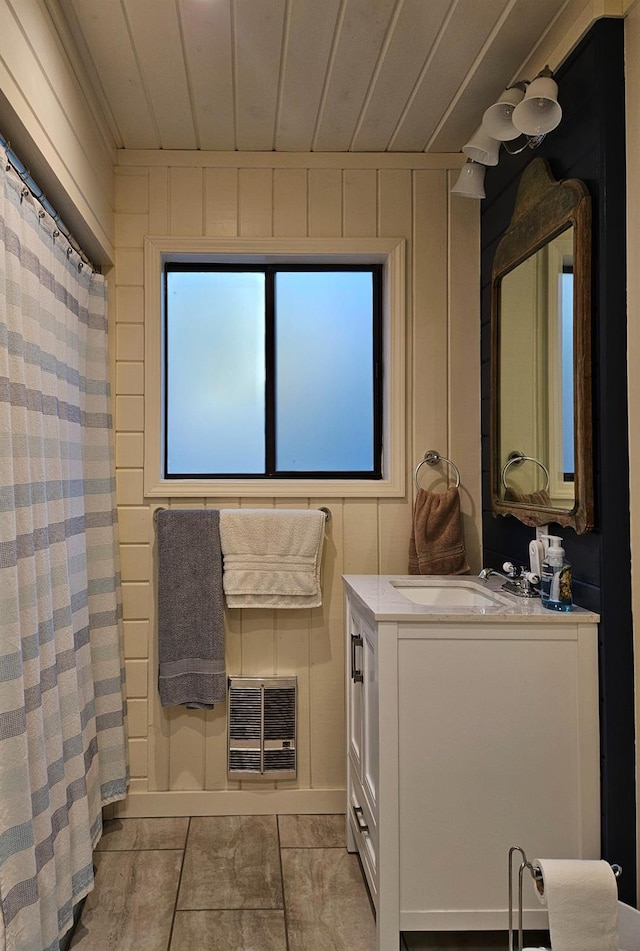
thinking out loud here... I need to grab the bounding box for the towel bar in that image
[153,506,331,523]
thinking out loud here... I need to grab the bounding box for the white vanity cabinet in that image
[344,576,601,951]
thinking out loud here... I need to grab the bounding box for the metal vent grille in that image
[228,677,297,780]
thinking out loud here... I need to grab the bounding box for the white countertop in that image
[343,574,600,623]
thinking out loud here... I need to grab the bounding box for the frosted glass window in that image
[275,271,374,471]
[164,264,381,478]
[166,270,265,475]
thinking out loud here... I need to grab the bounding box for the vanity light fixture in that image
[450,160,486,199]
[482,83,527,140]
[511,67,562,139]
[462,125,501,166]
[451,66,562,199]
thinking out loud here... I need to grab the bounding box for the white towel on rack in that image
[219,509,325,608]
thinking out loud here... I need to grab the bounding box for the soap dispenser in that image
[540,535,572,612]
[528,537,544,578]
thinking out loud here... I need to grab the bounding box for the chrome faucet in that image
[479,563,540,599]
[478,565,516,582]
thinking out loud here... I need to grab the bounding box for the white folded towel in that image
[219,509,326,608]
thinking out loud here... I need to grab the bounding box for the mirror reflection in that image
[498,225,575,509]
[490,158,593,534]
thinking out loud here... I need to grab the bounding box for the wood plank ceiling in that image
[53,0,592,153]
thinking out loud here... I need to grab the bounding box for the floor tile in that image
[96,816,189,851]
[170,910,287,950]
[281,847,376,951]
[278,813,346,848]
[177,815,283,910]
[70,849,183,950]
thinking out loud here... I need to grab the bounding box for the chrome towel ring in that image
[501,451,550,491]
[414,450,461,491]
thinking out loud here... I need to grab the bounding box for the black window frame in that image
[163,261,383,480]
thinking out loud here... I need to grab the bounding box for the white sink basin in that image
[391,580,509,608]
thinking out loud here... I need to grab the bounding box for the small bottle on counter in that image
[540,535,572,612]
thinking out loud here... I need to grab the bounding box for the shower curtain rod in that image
[0,132,98,273]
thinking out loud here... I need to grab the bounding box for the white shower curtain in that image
[0,148,128,950]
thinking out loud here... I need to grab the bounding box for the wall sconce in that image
[451,66,562,199]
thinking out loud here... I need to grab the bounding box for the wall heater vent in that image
[228,677,297,780]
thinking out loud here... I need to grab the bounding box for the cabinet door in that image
[347,606,364,777]
[397,631,599,925]
[361,615,379,815]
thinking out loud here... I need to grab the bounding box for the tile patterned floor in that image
[71,814,549,950]
[70,814,377,951]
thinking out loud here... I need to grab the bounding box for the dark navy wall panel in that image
[480,18,635,902]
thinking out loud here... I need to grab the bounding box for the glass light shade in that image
[451,161,486,199]
[462,125,500,166]
[482,86,526,141]
[512,75,562,136]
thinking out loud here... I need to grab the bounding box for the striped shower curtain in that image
[0,148,128,950]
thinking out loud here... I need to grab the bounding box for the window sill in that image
[143,475,405,499]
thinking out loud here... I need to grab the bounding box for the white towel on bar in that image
[219,509,326,608]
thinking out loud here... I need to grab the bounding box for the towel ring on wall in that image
[501,451,550,492]
[414,450,461,491]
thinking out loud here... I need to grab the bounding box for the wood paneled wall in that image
[111,151,481,816]
[0,0,115,263]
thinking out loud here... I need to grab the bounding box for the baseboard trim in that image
[112,788,346,818]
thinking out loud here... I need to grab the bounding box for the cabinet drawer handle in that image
[351,633,364,683]
[352,804,369,836]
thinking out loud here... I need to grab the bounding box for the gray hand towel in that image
[156,509,226,708]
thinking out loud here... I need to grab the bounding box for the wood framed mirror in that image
[490,158,593,534]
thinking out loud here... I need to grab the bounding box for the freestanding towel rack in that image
[414,450,461,491]
[507,845,622,951]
